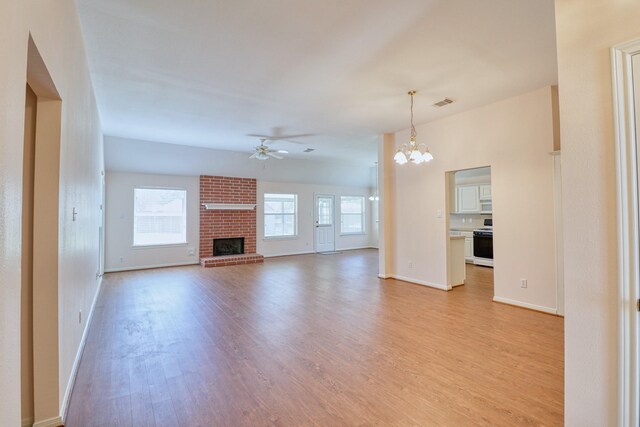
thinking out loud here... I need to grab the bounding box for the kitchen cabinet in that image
[479,184,492,200]
[456,185,480,213]
[461,231,474,263]
[455,184,492,214]
[449,236,466,287]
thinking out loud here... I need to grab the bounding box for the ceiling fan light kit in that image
[248,130,313,161]
[394,90,434,165]
[250,138,284,161]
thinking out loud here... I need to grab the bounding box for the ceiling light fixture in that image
[394,90,433,165]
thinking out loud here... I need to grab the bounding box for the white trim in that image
[105,261,199,273]
[262,235,298,241]
[59,276,103,424]
[202,203,256,210]
[492,296,557,315]
[22,417,34,427]
[388,274,450,291]
[32,416,63,427]
[263,250,315,258]
[131,242,188,249]
[612,38,640,427]
[378,274,391,279]
[335,245,375,251]
[263,247,376,259]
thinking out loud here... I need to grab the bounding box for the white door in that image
[315,194,335,253]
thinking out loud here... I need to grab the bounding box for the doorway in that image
[611,38,640,427]
[445,166,494,297]
[314,194,336,253]
[22,35,64,426]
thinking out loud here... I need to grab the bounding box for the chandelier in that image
[393,90,433,165]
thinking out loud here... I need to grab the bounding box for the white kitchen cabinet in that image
[457,185,480,213]
[479,184,492,200]
[462,231,474,263]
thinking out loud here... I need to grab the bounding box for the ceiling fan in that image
[249,139,287,161]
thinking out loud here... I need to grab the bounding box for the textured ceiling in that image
[77,0,557,165]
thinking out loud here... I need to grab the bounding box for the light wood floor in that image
[66,249,563,426]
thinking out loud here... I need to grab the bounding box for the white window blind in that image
[340,196,365,234]
[133,188,187,246]
[264,193,297,238]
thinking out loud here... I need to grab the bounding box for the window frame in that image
[340,195,366,235]
[263,192,298,240]
[132,186,188,248]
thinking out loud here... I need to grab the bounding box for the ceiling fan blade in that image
[249,153,257,159]
[247,133,314,141]
[266,152,283,160]
[262,133,314,141]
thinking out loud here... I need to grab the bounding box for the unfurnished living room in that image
[2,1,639,426]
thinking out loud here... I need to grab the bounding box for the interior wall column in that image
[378,133,395,278]
[32,97,62,423]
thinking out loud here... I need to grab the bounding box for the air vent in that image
[433,98,454,107]
[304,148,315,153]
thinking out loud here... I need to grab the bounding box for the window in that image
[264,193,297,238]
[133,188,187,246]
[340,196,365,234]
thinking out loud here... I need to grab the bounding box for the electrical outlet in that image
[79,310,82,324]
[408,260,413,268]
[187,247,195,256]
[520,279,528,288]
[119,257,124,263]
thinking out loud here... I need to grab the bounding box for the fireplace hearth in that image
[213,237,244,256]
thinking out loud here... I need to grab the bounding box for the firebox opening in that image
[213,237,244,256]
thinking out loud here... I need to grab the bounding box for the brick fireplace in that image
[199,175,264,267]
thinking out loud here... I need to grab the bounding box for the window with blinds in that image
[264,193,297,238]
[133,188,187,246]
[340,196,365,234]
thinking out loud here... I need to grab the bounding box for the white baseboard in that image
[32,416,63,427]
[378,273,391,279]
[59,275,103,424]
[387,274,450,291]
[263,250,314,258]
[22,417,34,427]
[104,261,199,273]
[335,246,377,251]
[264,247,377,258]
[492,296,557,315]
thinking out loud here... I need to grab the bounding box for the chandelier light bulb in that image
[409,149,423,163]
[394,150,408,164]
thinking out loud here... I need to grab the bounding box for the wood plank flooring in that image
[65,249,563,426]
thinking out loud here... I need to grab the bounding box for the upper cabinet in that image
[456,185,480,213]
[479,184,492,200]
[455,183,492,214]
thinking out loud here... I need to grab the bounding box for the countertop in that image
[450,235,466,240]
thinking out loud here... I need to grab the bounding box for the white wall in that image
[105,135,374,188]
[257,181,375,257]
[385,86,558,311]
[105,172,200,272]
[554,1,640,424]
[0,1,104,425]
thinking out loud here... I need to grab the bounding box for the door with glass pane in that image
[315,194,335,253]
